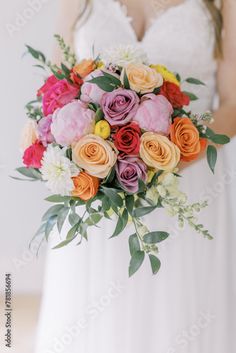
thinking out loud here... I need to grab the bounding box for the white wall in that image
[0,0,59,293]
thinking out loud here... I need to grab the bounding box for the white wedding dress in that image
[35,1,236,352]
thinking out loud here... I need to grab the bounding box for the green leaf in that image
[138,179,146,193]
[101,187,124,208]
[61,63,71,76]
[66,223,80,240]
[143,231,169,244]
[45,215,57,240]
[185,77,205,85]
[69,213,81,226]
[183,91,198,101]
[129,251,145,277]
[16,167,42,180]
[25,45,46,62]
[210,134,230,145]
[45,195,70,203]
[111,209,129,237]
[207,145,217,174]
[129,233,140,256]
[102,71,121,86]
[85,213,102,226]
[125,195,134,215]
[102,196,111,211]
[42,205,64,222]
[57,207,70,233]
[176,73,181,82]
[133,206,156,218]
[51,68,65,80]
[149,254,161,275]
[95,108,104,122]
[123,70,130,89]
[53,235,77,249]
[88,77,116,92]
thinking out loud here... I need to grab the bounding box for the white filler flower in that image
[101,44,148,67]
[41,145,79,196]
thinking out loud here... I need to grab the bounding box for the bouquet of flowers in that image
[15,36,230,276]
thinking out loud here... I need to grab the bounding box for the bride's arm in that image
[53,0,85,63]
[213,0,236,138]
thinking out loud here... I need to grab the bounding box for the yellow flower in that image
[140,132,180,171]
[94,120,111,139]
[151,64,180,86]
[121,63,163,94]
[96,61,105,69]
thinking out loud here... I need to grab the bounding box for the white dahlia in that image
[101,44,148,67]
[41,145,79,196]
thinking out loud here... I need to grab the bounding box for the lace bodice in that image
[74,0,217,112]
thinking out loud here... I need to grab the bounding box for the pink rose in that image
[51,100,95,146]
[80,70,105,105]
[23,141,46,168]
[37,75,59,97]
[42,79,79,116]
[133,94,173,135]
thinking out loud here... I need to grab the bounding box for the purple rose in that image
[38,115,55,146]
[101,88,139,126]
[116,156,147,194]
[133,94,173,135]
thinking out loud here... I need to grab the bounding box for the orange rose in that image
[72,59,96,79]
[72,172,99,201]
[170,117,207,162]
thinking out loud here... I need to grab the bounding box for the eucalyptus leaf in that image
[102,71,121,86]
[69,213,81,226]
[207,145,217,174]
[185,77,205,85]
[143,231,169,244]
[183,91,198,101]
[111,209,128,238]
[42,205,64,222]
[45,195,70,203]
[123,70,130,89]
[129,251,145,277]
[129,233,140,256]
[149,254,161,275]
[16,167,42,180]
[53,235,77,249]
[133,206,156,218]
[45,215,57,240]
[85,213,102,226]
[57,207,70,233]
[101,187,124,208]
[125,195,134,215]
[25,45,46,62]
[210,134,230,145]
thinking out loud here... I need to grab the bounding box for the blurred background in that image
[0,1,58,352]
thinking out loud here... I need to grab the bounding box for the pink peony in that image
[38,115,55,146]
[80,70,105,105]
[42,79,79,116]
[51,100,95,146]
[133,94,173,135]
[23,141,46,168]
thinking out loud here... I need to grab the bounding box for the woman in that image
[35,1,236,352]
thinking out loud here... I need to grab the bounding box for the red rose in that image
[160,81,190,109]
[23,141,46,168]
[114,122,141,155]
[37,75,59,97]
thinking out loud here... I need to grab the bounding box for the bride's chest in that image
[74,0,216,79]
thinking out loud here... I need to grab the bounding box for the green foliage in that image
[207,145,217,174]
